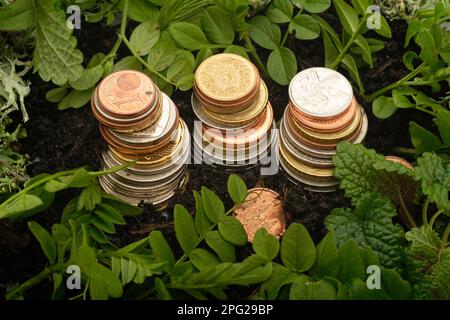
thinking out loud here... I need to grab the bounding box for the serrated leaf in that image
[205,231,236,263]
[280,223,316,273]
[201,6,234,44]
[28,221,56,264]
[227,174,247,204]
[174,204,199,254]
[33,0,83,85]
[325,193,405,270]
[253,228,280,261]
[267,47,297,86]
[218,216,247,246]
[249,15,281,50]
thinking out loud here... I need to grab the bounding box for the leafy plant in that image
[328,142,450,299]
[315,0,392,94]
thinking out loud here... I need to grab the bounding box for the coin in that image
[289,67,353,119]
[195,53,260,102]
[97,70,157,117]
[233,188,286,243]
[384,156,414,170]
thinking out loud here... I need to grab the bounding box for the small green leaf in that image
[266,0,293,23]
[301,0,331,13]
[190,248,220,271]
[149,231,175,269]
[195,47,213,68]
[130,22,160,56]
[337,240,366,283]
[253,228,280,261]
[280,223,316,273]
[28,221,56,264]
[112,56,142,72]
[69,65,103,91]
[267,47,297,86]
[193,191,211,236]
[218,216,247,246]
[227,174,247,204]
[436,110,450,146]
[321,27,340,67]
[147,31,177,72]
[415,30,438,65]
[333,0,359,34]
[392,90,414,109]
[101,193,143,216]
[201,187,225,223]
[375,15,392,38]
[403,51,418,71]
[57,89,93,110]
[174,204,199,254]
[155,278,172,300]
[224,45,249,59]
[260,263,297,299]
[290,275,336,300]
[77,184,101,211]
[168,22,209,50]
[372,96,397,119]
[249,15,281,50]
[44,168,93,192]
[46,87,69,103]
[205,231,236,263]
[97,203,126,225]
[291,14,320,40]
[311,232,339,277]
[123,0,159,23]
[201,6,234,44]
[0,0,34,31]
[0,194,44,219]
[404,19,422,47]
[409,121,442,153]
[92,215,115,234]
[341,54,364,94]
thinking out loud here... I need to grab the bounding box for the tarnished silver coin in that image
[289,67,353,119]
[351,107,368,144]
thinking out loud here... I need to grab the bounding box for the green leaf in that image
[201,187,225,223]
[122,0,159,23]
[69,65,103,91]
[166,51,195,89]
[351,0,371,15]
[129,22,160,56]
[260,263,297,299]
[88,225,109,244]
[51,273,63,300]
[414,153,450,211]
[174,204,199,254]
[337,240,366,283]
[403,51,418,71]
[300,0,331,13]
[267,47,297,86]
[44,168,93,192]
[201,6,234,44]
[313,15,342,48]
[96,204,126,225]
[227,174,247,204]
[409,122,442,153]
[0,0,34,31]
[375,15,392,38]
[341,54,364,94]
[46,87,69,103]
[249,15,281,50]
[325,193,405,270]
[57,89,93,110]
[168,22,209,50]
[149,230,175,269]
[101,193,143,216]
[266,0,293,23]
[280,223,316,273]
[290,275,336,300]
[155,278,172,300]
[404,19,422,47]
[229,255,273,285]
[92,215,115,234]
[33,0,83,85]
[253,228,280,261]
[190,248,220,271]
[381,268,412,299]
[392,90,414,109]
[333,0,359,34]
[28,221,56,264]
[195,47,213,68]
[205,231,236,262]
[218,216,247,246]
[88,263,123,299]
[372,96,397,119]
[311,232,339,277]
[224,45,249,59]
[77,184,101,211]
[354,35,372,66]
[321,26,340,67]
[416,30,438,65]
[291,14,320,40]
[112,56,142,72]
[193,191,211,236]
[436,110,450,146]
[0,194,44,219]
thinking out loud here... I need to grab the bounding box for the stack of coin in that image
[91,70,190,206]
[192,53,275,168]
[279,67,368,192]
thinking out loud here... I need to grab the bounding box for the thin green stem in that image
[440,223,450,252]
[422,198,430,225]
[329,15,368,69]
[243,33,270,78]
[398,189,417,229]
[100,36,123,65]
[430,208,445,228]
[281,29,290,47]
[415,106,436,117]
[391,147,419,156]
[367,62,426,101]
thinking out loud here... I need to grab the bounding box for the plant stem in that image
[119,0,176,85]
[430,208,445,228]
[415,106,436,117]
[281,29,290,47]
[243,33,270,78]
[100,36,123,65]
[367,62,426,101]
[391,147,419,156]
[329,15,368,70]
[422,198,430,225]
[6,265,62,300]
[398,189,417,229]
[440,223,450,252]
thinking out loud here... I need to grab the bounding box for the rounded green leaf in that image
[224,45,249,59]
[291,14,320,40]
[129,22,160,56]
[69,65,104,91]
[290,275,336,300]
[302,0,331,13]
[218,216,248,246]
[372,96,397,119]
[249,15,281,50]
[112,56,142,72]
[46,87,69,103]
[57,89,93,110]
[201,6,234,44]
[227,174,247,204]
[147,31,177,72]
[253,228,280,261]
[280,223,316,273]
[267,47,297,85]
[168,22,209,50]
[266,0,293,23]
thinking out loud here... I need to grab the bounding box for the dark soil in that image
[0,13,435,300]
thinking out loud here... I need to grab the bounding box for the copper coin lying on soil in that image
[234,188,286,243]
[384,156,415,170]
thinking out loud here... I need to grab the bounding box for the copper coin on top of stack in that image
[279,67,368,192]
[91,70,190,206]
[192,53,275,168]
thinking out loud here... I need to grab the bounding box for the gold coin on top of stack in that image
[279,67,369,192]
[192,53,275,168]
[92,70,190,207]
